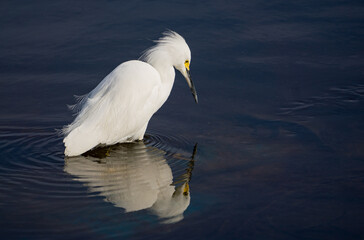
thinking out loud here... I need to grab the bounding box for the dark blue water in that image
[1,0,364,239]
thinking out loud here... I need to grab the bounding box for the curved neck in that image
[146,50,175,84]
[142,49,176,105]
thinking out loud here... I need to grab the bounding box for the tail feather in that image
[64,127,100,156]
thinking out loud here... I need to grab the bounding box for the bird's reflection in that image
[64,141,197,224]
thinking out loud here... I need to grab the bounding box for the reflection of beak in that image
[183,182,189,196]
[185,69,198,104]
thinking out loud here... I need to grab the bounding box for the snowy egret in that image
[63,31,197,156]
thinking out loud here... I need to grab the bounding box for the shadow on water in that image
[64,137,197,224]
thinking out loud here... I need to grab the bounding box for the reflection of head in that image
[150,182,191,224]
[64,142,195,223]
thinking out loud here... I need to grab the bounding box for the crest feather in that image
[140,30,189,64]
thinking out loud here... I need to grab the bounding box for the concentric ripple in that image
[0,125,198,236]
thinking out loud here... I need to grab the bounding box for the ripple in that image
[279,84,364,118]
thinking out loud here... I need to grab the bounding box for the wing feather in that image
[63,60,161,156]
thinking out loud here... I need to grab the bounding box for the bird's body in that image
[63,31,197,156]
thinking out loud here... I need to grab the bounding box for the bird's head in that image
[141,30,198,103]
[169,33,198,104]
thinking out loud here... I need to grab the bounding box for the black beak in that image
[186,69,198,104]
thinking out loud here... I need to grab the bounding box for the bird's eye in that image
[184,60,190,71]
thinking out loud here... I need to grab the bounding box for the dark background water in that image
[1,0,364,239]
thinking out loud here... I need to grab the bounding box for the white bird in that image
[63,31,198,156]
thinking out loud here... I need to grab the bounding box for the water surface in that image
[1,0,364,239]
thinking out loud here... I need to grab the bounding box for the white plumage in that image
[63,31,197,156]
